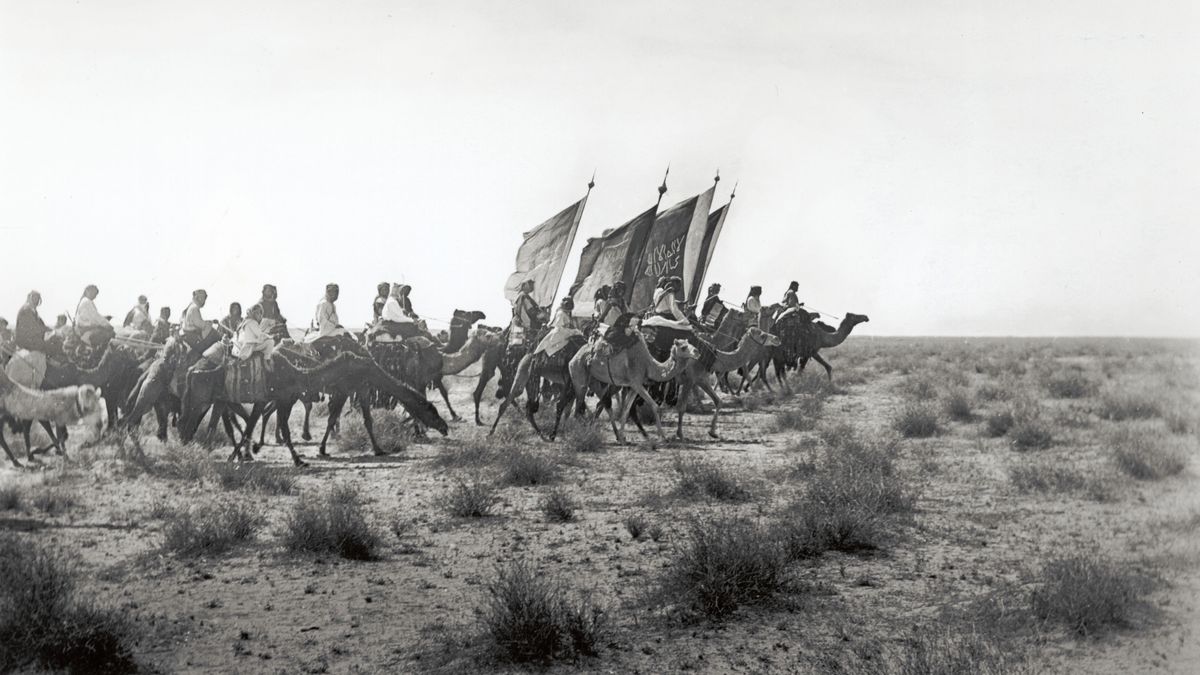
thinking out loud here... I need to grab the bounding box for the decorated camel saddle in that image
[4,349,48,388]
[223,353,269,403]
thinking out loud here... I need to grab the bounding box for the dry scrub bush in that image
[283,484,381,560]
[540,487,578,522]
[1164,405,1199,435]
[1042,369,1098,399]
[161,500,264,557]
[0,534,139,674]
[892,403,940,438]
[443,477,499,518]
[482,559,608,663]
[1008,463,1115,501]
[846,623,1025,675]
[1097,389,1162,421]
[1031,554,1154,636]
[779,428,914,557]
[1110,427,1188,480]
[1008,402,1053,450]
[209,462,297,494]
[942,388,974,421]
[773,396,825,432]
[975,381,1015,402]
[624,513,649,540]
[502,449,559,486]
[657,516,790,620]
[985,411,1015,437]
[672,454,751,502]
[560,417,604,453]
[338,408,411,454]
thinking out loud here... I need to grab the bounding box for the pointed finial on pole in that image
[714,168,720,186]
[657,164,669,204]
[587,169,596,192]
[730,180,737,202]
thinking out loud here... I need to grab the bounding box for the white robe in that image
[534,309,582,356]
[305,298,348,343]
[382,296,413,323]
[76,297,110,329]
[234,318,275,360]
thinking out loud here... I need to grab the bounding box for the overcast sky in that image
[1,0,1196,336]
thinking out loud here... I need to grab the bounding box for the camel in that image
[472,306,551,426]
[179,351,447,466]
[368,325,499,423]
[568,336,701,444]
[442,309,487,354]
[672,327,783,439]
[761,313,870,390]
[0,368,103,467]
[490,335,588,441]
[436,326,503,421]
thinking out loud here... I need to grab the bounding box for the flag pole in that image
[657,164,669,207]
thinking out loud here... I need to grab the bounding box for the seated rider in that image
[398,284,418,319]
[75,284,116,348]
[151,307,174,344]
[233,304,275,367]
[304,283,350,357]
[775,281,806,322]
[181,289,219,355]
[602,282,628,326]
[534,297,583,357]
[124,295,153,334]
[372,282,390,322]
[253,284,289,342]
[744,285,764,330]
[218,302,243,339]
[649,276,692,329]
[510,279,542,343]
[376,283,421,339]
[701,282,727,329]
[591,285,611,326]
[15,290,57,357]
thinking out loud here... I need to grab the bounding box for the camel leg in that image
[628,383,665,442]
[319,395,348,456]
[614,389,638,444]
[301,399,313,441]
[0,423,21,468]
[231,404,264,462]
[53,424,70,460]
[154,402,169,441]
[811,353,833,381]
[489,394,513,436]
[696,379,722,439]
[434,377,461,422]
[20,422,39,462]
[523,377,548,441]
[276,399,307,466]
[219,410,239,451]
[357,398,389,456]
[550,385,574,441]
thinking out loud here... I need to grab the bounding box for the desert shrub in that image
[773,396,824,432]
[209,462,298,494]
[892,403,939,438]
[657,516,789,620]
[847,623,1024,675]
[148,442,212,481]
[1009,403,1053,450]
[161,500,264,557]
[1110,427,1188,480]
[624,513,649,540]
[26,487,79,515]
[435,437,498,468]
[443,478,498,518]
[0,483,20,510]
[896,376,938,400]
[482,559,608,663]
[1031,554,1153,635]
[985,411,1015,437]
[0,534,139,673]
[794,375,838,398]
[282,484,381,560]
[1164,405,1198,435]
[540,487,578,522]
[502,449,558,486]
[560,418,604,453]
[338,408,411,454]
[1097,390,1162,421]
[779,430,914,557]
[1009,464,1089,493]
[942,388,974,421]
[672,454,751,502]
[975,381,1014,402]
[1042,369,1098,399]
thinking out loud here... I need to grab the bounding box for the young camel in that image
[675,327,783,439]
[0,368,103,467]
[568,336,700,444]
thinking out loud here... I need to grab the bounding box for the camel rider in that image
[181,289,217,352]
[649,277,691,328]
[76,284,116,348]
[218,302,243,339]
[253,284,288,342]
[744,285,765,330]
[234,304,275,366]
[150,307,173,344]
[397,285,417,319]
[0,318,11,361]
[774,280,807,323]
[534,297,583,357]
[377,282,421,339]
[305,283,349,345]
[15,291,55,355]
[701,283,727,329]
[510,279,540,345]
[592,285,611,325]
[372,282,390,321]
[123,295,153,334]
[602,282,629,325]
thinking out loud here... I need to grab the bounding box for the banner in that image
[503,195,588,307]
[688,201,731,301]
[628,186,715,312]
[568,205,657,316]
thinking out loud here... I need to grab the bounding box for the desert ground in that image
[2,336,1199,674]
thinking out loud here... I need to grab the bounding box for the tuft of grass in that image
[1008,463,1116,501]
[435,438,498,468]
[672,454,751,502]
[282,484,381,560]
[1164,405,1199,435]
[623,513,649,540]
[985,411,1015,437]
[442,477,498,518]
[338,408,411,454]
[1031,554,1153,636]
[942,388,974,421]
[892,403,940,438]
[502,449,559,486]
[1042,370,1098,399]
[0,534,139,674]
[1110,427,1188,480]
[540,487,578,522]
[847,622,1026,675]
[148,442,212,481]
[778,430,915,557]
[1097,390,1162,421]
[1009,403,1053,450]
[482,559,608,663]
[160,500,264,557]
[209,462,298,495]
[0,483,21,511]
[560,418,604,453]
[657,516,789,620]
[772,396,824,432]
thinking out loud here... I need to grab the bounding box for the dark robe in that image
[15,303,49,352]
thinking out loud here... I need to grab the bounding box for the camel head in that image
[670,339,701,362]
[746,327,782,348]
[453,309,487,325]
[471,326,503,348]
[844,313,870,327]
[77,384,104,437]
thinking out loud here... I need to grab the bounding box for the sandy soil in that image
[1,337,1198,673]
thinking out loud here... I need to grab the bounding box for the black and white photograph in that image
[1,1,1197,672]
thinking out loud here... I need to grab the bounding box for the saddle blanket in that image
[642,314,693,331]
[5,349,47,388]
[225,354,267,403]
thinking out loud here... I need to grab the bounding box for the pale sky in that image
[2,1,1197,336]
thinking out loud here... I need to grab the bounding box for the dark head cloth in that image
[326,283,339,293]
[194,289,207,296]
[750,285,762,295]
[262,284,276,293]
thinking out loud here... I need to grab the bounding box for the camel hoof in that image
[318,449,329,457]
[301,432,313,442]
[294,459,308,467]
[708,431,720,439]
[373,448,390,456]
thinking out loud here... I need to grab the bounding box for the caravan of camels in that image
[0,175,868,468]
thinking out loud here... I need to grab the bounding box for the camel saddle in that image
[5,349,48,388]
[224,353,268,403]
